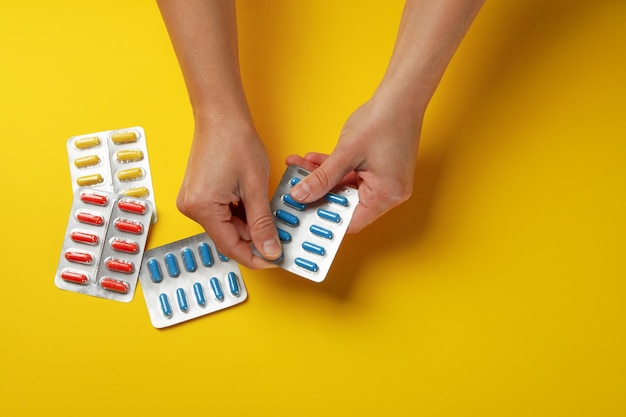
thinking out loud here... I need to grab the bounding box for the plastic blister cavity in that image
[54,189,154,302]
[138,233,248,328]
[261,165,359,282]
[66,126,157,222]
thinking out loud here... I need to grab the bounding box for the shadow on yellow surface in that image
[275,0,606,299]
[1,1,625,416]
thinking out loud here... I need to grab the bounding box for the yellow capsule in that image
[74,136,101,149]
[115,149,144,163]
[121,187,149,198]
[116,168,144,182]
[111,131,138,144]
[74,155,101,168]
[76,174,104,187]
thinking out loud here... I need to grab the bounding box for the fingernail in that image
[291,181,311,201]
[262,237,282,259]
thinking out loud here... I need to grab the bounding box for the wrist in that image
[190,106,261,154]
[371,79,428,122]
[192,102,256,132]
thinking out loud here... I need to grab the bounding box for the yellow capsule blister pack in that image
[66,126,157,222]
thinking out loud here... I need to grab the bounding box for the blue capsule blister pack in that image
[66,126,157,223]
[54,189,154,302]
[263,165,359,282]
[138,233,248,328]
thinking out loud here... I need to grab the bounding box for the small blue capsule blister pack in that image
[54,188,154,302]
[264,165,359,282]
[138,233,248,328]
[66,126,157,223]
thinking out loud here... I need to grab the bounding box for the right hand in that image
[176,114,282,269]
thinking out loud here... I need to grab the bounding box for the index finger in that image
[199,203,276,270]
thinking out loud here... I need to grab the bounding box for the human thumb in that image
[290,157,351,204]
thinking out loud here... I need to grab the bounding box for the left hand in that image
[286,95,424,233]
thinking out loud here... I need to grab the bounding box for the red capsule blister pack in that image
[54,189,154,302]
[66,126,157,223]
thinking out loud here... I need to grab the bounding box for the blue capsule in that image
[317,208,341,223]
[277,228,292,242]
[310,225,333,240]
[146,257,163,283]
[164,252,180,277]
[228,272,241,297]
[216,249,229,262]
[159,293,172,318]
[302,241,326,256]
[193,282,206,307]
[275,209,299,227]
[181,247,197,272]
[210,277,224,301]
[325,192,349,206]
[289,177,301,187]
[295,257,319,273]
[282,194,306,211]
[176,288,188,312]
[197,242,214,267]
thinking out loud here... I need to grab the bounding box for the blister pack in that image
[66,126,157,222]
[138,233,248,328]
[264,165,359,282]
[54,189,154,302]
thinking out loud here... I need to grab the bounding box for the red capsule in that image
[60,270,90,285]
[65,250,93,264]
[105,258,134,274]
[118,199,147,215]
[70,231,99,245]
[110,238,139,254]
[76,210,104,226]
[79,191,108,206]
[100,277,130,293]
[114,218,143,234]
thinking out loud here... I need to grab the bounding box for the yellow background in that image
[1,1,625,415]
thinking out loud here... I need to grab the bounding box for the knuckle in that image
[249,213,276,235]
[175,192,191,216]
[390,186,413,207]
[390,184,412,206]
[177,188,221,220]
[366,177,412,209]
[310,169,332,191]
[177,192,201,216]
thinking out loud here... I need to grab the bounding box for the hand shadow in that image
[318,0,596,299]
[237,0,593,300]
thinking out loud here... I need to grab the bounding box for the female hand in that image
[286,95,423,233]
[177,114,282,269]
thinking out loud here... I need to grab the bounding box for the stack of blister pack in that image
[54,126,357,328]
